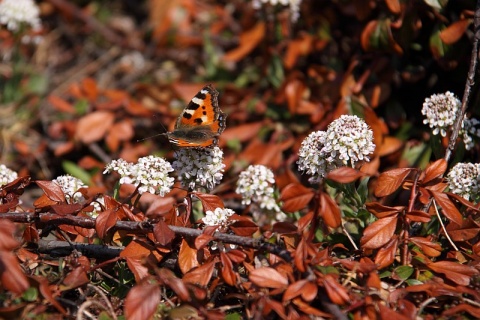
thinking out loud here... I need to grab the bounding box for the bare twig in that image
[445,0,480,162]
[36,240,123,259]
[341,223,358,250]
[87,284,117,320]
[2,211,291,261]
[432,199,459,251]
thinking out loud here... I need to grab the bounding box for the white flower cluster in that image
[236,165,285,224]
[461,117,480,151]
[172,147,225,191]
[104,156,174,196]
[52,175,88,203]
[421,92,480,149]
[446,162,480,202]
[421,92,460,137]
[52,174,103,216]
[298,115,375,183]
[252,0,303,22]
[202,207,235,227]
[0,164,18,187]
[0,0,41,32]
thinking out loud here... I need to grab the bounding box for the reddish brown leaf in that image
[361,215,398,249]
[194,233,215,250]
[62,266,89,289]
[0,251,29,294]
[410,237,441,257]
[23,225,39,243]
[283,279,309,301]
[0,219,20,250]
[153,219,175,246]
[81,77,99,101]
[447,192,480,212]
[284,33,315,69]
[124,280,161,320]
[178,239,199,274]
[446,218,480,241]
[75,111,115,144]
[374,168,413,197]
[229,220,258,236]
[284,78,305,114]
[183,261,215,287]
[120,239,156,259]
[271,222,298,234]
[377,136,404,157]
[319,192,341,228]
[375,235,399,269]
[106,119,134,152]
[47,95,76,113]
[125,257,149,283]
[221,122,264,144]
[220,251,242,266]
[301,281,318,302]
[95,208,118,239]
[430,191,463,226]
[440,19,472,45]
[36,180,66,203]
[366,202,403,218]
[378,304,411,320]
[33,275,67,314]
[326,167,366,183]
[193,192,224,212]
[292,297,331,317]
[280,183,314,212]
[323,274,350,305]
[338,258,378,273]
[220,251,237,286]
[157,268,191,302]
[294,238,307,272]
[385,0,401,14]
[223,22,265,62]
[249,267,288,289]
[405,210,432,223]
[423,159,447,184]
[427,261,479,286]
[442,303,480,318]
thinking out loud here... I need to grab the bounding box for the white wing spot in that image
[191,97,204,105]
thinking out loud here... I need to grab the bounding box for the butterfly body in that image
[166,85,226,148]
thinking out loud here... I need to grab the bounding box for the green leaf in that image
[406,279,424,286]
[22,287,38,302]
[225,313,243,320]
[62,160,92,186]
[394,265,414,281]
[267,54,284,88]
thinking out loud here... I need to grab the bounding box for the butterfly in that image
[165,85,226,148]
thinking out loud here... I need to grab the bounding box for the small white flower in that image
[323,115,375,166]
[446,162,480,202]
[52,175,87,203]
[421,91,461,137]
[236,165,284,225]
[202,207,235,227]
[172,147,225,191]
[252,0,303,22]
[0,0,41,32]
[298,115,375,183]
[0,164,18,187]
[104,156,175,196]
[461,117,480,151]
[297,131,333,183]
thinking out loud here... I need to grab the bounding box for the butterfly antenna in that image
[136,133,167,142]
[136,114,168,143]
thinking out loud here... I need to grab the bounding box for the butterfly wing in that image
[167,85,226,148]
